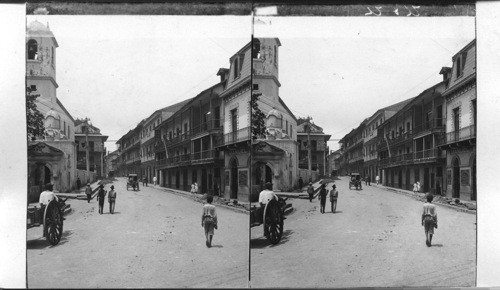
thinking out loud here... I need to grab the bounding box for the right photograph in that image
[249,10,476,288]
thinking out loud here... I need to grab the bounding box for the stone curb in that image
[380,186,476,215]
[152,186,249,215]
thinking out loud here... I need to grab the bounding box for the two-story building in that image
[297,119,331,177]
[438,40,476,201]
[27,20,77,201]
[378,81,447,193]
[74,119,108,179]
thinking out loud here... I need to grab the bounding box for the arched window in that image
[51,47,55,66]
[27,39,38,60]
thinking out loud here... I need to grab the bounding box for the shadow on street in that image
[250,230,293,249]
[27,230,73,249]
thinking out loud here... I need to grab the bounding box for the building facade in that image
[378,81,447,194]
[27,20,77,201]
[155,82,225,195]
[438,40,476,201]
[297,120,331,177]
[251,38,299,200]
[74,119,108,179]
[216,38,254,202]
[116,122,143,177]
[362,98,414,182]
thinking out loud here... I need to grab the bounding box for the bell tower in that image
[252,38,281,103]
[26,20,59,104]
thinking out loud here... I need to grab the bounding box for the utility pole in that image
[306,117,312,181]
[84,118,90,180]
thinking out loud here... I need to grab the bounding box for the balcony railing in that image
[222,127,250,146]
[191,149,222,162]
[413,118,444,135]
[445,125,476,144]
[379,148,444,168]
[191,119,222,136]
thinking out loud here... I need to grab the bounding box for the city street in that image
[27,178,249,288]
[250,176,476,288]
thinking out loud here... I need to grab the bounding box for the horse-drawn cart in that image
[27,199,65,245]
[250,197,287,245]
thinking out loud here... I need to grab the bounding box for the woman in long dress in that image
[201,195,218,247]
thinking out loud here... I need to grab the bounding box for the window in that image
[285,120,288,134]
[456,52,467,77]
[253,84,259,91]
[406,122,411,132]
[290,125,293,137]
[27,39,38,60]
[184,123,188,133]
[233,58,239,79]
[30,85,37,91]
[51,47,54,67]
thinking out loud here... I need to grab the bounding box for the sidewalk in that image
[275,177,476,215]
[147,183,249,214]
[370,182,477,214]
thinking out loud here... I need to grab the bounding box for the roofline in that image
[56,97,75,123]
[278,97,298,122]
[451,39,476,60]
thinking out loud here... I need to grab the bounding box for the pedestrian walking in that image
[145,177,148,187]
[298,177,303,191]
[365,176,368,186]
[417,181,421,193]
[201,195,218,248]
[318,183,327,214]
[421,194,438,247]
[329,184,338,213]
[413,182,418,194]
[153,176,157,186]
[85,183,92,203]
[307,182,315,202]
[76,177,81,190]
[367,176,371,186]
[96,184,107,214]
[376,175,380,185]
[108,185,116,214]
[191,182,197,194]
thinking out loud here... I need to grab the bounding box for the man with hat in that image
[307,182,315,202]
[108,185,117,214]
[85,183,92,203]
[96,184,107,214]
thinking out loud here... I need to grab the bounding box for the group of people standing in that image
[305,182,338,214]
[83,183,117,214]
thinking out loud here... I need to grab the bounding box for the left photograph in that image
[25,11,251,288]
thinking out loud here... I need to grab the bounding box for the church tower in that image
[252,38,281,104]
[26,20,58,105]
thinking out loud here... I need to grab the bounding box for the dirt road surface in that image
[27,177,249,288]
[250,176,476,288]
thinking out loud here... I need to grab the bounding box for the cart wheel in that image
[43,200,63,246]
[263,199,283,245]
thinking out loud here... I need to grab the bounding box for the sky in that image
[26,15,475,153]
[27,15,251,152]
[254,16,475,151]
